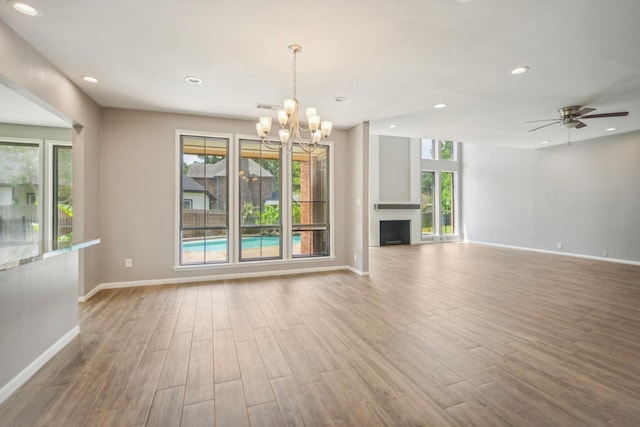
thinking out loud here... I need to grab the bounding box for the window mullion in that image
[229,136,240,263]
[282,148,292,260]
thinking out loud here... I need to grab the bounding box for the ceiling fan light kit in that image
[527,105,629,133]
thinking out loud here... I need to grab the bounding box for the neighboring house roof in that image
[187,159,273,178]
[182,174,206,192]
[182,175,215,200]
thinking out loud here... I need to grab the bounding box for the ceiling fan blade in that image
[528,121,560,132]
[581,112,629,119]
[575,121,587,129]
[574,107,596,117]
[526,118,558,123]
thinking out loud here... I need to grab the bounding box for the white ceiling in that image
[1,0,639,148]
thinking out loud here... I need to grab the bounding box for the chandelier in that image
[256,44,333,152]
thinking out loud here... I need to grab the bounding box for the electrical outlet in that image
[602,250,608,257]
[354,253,357,263]
[125,258,133,268]
[557,242,562,249]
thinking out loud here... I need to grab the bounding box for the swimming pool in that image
[182,235,300,252]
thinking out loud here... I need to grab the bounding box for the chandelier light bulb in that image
[305,107,317,120]
[279,129,290,144]
[256,123,266,138]
[278,110,288,126]
[308,115,321,132]
[283,99,296,115]
[312,130,322,143]
[259,116,272,134]
[321,121,333,138]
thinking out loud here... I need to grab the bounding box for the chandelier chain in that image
[292,49,297,100]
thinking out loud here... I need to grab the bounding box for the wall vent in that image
[256,103,279,110]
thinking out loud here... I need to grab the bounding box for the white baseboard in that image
[345,265,370,276]
[468,240,640,266]
[79,265,362,301]
[0,326,79,405]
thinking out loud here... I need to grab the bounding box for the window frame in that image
[290,142,332,259]
[0,137,73,244]
[238,137,283,262]
[420,140,460,241]
[47,140,73,242]
[176,131,232,265]
[174,130,335,270]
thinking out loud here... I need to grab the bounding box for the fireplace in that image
[380,220,410,246]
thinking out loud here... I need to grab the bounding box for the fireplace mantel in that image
[374,203,420,210]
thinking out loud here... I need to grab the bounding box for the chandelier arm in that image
[298,141,318,154]
[263,137,285,150]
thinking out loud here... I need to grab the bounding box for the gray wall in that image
[0,250,79,398]
[99,108,359,284]
[346,122,370,273]
[1,20,102,295]
[462,131,640,262]
[0,123,72,141]
[378,135,412,202]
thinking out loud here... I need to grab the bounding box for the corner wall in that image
[462,131,640,262]
[346,122,370,274]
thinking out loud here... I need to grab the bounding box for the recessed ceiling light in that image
[433,103,447,109]
[389,124,398,129]
[511,66,530,75]
[606,127,617,132]
[335,96,347,102]
[185,76,203,85]
[82,76,99,83]
[9,1,38,16]
[541,140,550,144]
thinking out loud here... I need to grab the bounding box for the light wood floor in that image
[1,243,640,426]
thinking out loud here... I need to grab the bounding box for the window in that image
[421,171,435,234]
[420,140,459,239]
[0,138,72,244]
[439,140,454,160]
[0,141,40,243]
[292,143,330,257]
[52,144,73,242]
[239,138,282,261]
[440,171,455,235]
[421,139,434,159]
[176,131,333,267]
[180,135,229,264]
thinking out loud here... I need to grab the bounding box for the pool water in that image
[182,235,300,252]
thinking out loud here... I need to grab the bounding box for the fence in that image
[182,209,227,239]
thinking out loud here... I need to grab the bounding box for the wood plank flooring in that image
[2,243,640,426]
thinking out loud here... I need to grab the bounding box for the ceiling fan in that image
[527,106,628,132]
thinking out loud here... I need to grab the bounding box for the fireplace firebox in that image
[380,220,410,246]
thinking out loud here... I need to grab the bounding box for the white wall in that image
[462,131,640,262]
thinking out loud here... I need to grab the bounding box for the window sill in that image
[173,255,337,272]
